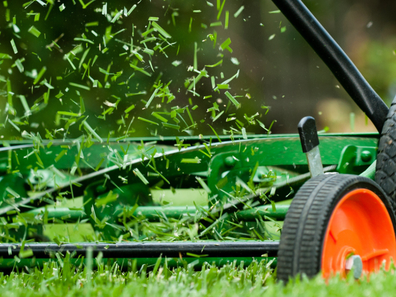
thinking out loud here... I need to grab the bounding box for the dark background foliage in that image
[1,0,396,140]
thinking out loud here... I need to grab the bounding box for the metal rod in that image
[28,208,87,221]
[0,241,279,259]
[271,0,388,132]
[234,205,288,220]
[28,205,289,221]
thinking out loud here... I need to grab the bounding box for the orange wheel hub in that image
[322,189,396,278]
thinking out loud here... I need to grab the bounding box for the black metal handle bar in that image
[272,0,388,133]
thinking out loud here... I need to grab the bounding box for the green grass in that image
[3,258,396,296]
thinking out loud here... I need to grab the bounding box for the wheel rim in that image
[322,189,396,279]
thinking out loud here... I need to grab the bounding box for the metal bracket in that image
[337,145,376,175]
[207,152,251,205]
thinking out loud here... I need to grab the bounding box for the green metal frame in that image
[0,132,379,268]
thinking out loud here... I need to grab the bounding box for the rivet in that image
[361,150,372,162]
[224,156,237,167]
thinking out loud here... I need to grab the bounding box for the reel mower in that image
[1,0,395,283]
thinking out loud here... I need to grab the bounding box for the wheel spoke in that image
[361,249,389,262]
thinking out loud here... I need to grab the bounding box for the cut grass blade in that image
[133,168,149,185]
[28,26,41,37]
[33,66,46,84]
[234,6,244,18]
[83,120,103,142]
[151,21,171,39]
[225,91,241,109]
[10,39,18,54]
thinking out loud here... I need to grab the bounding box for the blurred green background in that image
[1,0,396,140]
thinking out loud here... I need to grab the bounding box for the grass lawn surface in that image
[2,258,396,296]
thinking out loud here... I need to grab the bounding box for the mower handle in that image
[271,0,388,133]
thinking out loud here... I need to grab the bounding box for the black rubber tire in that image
[376,100,396,210]
[277,174,395,283]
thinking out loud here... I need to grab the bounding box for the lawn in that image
[2,258,396,296]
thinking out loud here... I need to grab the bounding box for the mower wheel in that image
[277,174,396,282]
[376,100,396,208]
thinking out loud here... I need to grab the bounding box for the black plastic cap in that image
[298,116,319,153]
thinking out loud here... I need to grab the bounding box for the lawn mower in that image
[1,0,395,283]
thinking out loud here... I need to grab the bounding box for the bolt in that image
[0,163,7,172]
[224,156,237,168]
[345,255,363,279]
[361,150,372,162]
